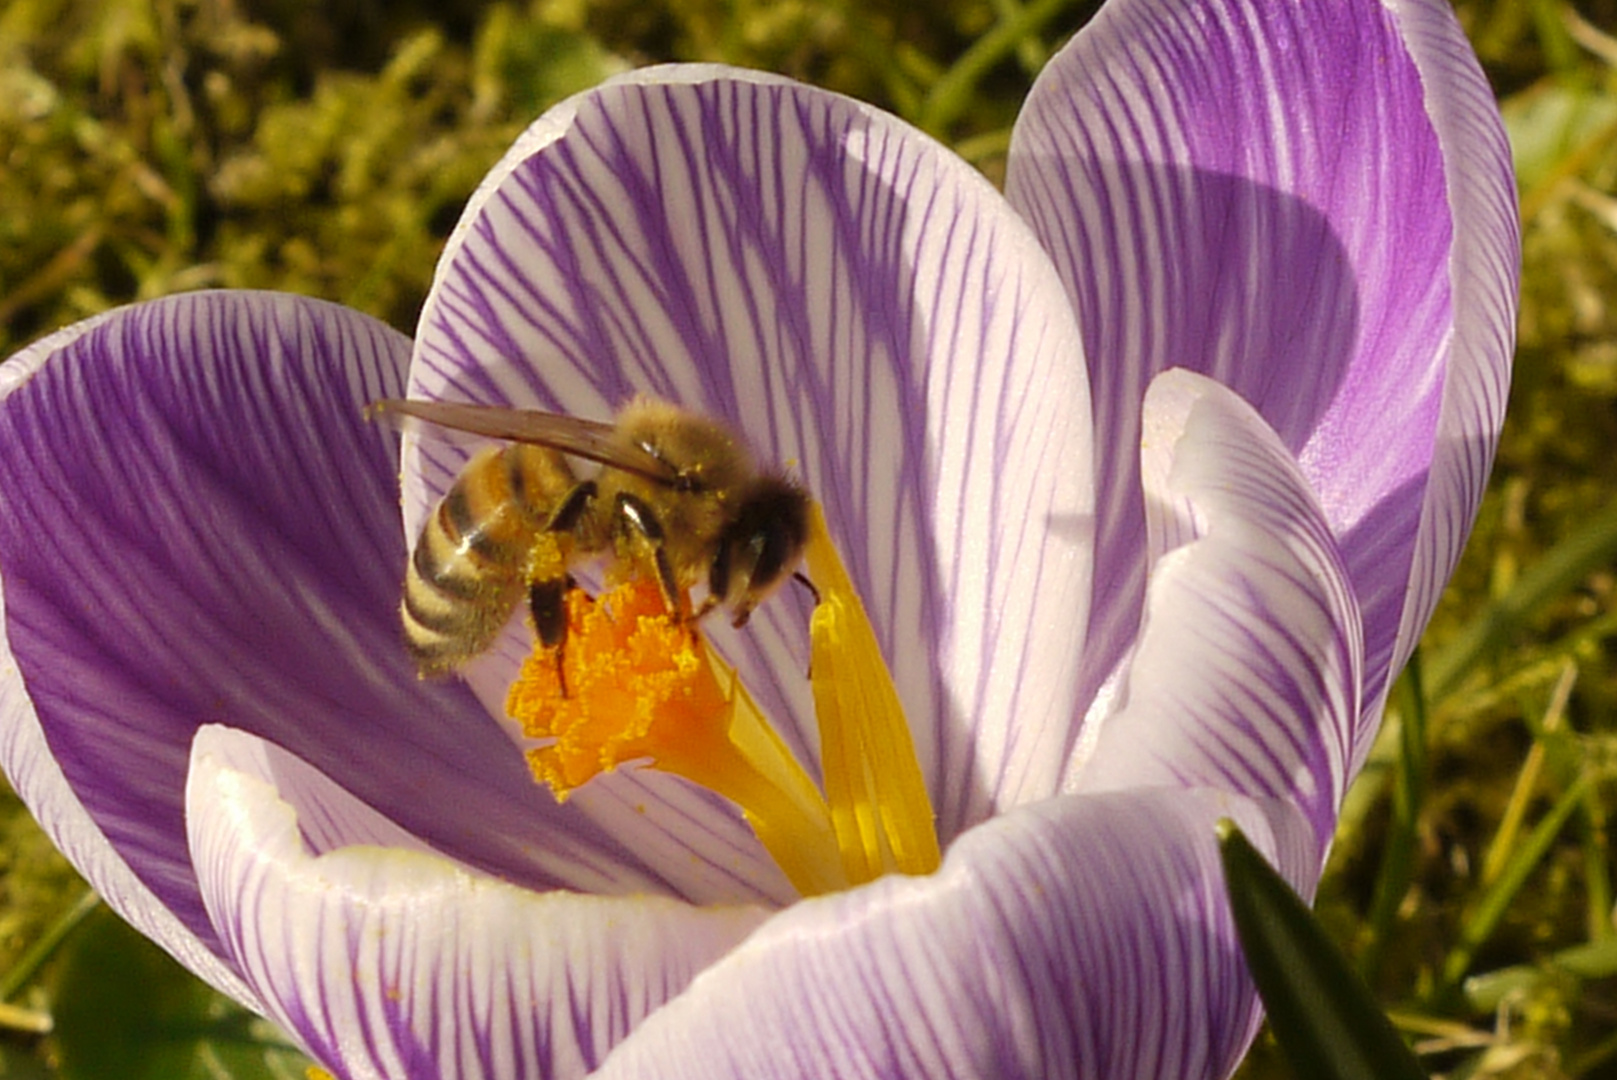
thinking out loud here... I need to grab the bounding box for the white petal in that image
[1075,371,1361,851]
[595,787,1317,1080]
[187,725,769,1079]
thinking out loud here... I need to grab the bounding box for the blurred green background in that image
[0,0,1613,1076]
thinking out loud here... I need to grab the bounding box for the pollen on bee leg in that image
[524,531,571,583]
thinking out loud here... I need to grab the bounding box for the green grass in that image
[0,0,1612,1076]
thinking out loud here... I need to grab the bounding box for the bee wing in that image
[368,399,677,484]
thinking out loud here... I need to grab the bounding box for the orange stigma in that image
[508,579,728,797]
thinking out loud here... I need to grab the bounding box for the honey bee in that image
[371,397,812,676]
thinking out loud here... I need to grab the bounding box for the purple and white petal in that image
[0,292,707,975]
[409,65,1095,859]
[188,725,770,1080]
[0,437,255,1005]
[1075,371,1360,852]
[1007,0,1515,758]
[594,787,1317,1080]
[1368,0,1519,744]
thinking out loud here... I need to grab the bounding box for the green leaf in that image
[49,908,313,1080]
[1217,820,1428,1080]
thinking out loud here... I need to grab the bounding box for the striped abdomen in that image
[402,443,577,674]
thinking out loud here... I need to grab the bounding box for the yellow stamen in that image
[804,503,942,881]
[505,501,940,895]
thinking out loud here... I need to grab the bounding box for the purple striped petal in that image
[0,541,256,1005]
[1075,371,1360,851]
[409,65,1094,854]
[1366,0,1520,754]
[1007,0,1517,757]
[188,724,768,1079]
[592,370,1363,1080]
[593,788,1318,1080]
[0,292,714,987]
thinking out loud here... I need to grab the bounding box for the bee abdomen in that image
[401,574,524,673]
[401,444,576,674]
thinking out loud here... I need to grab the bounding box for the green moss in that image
[1,0,1614,1076]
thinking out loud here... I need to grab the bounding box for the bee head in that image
[709,477,811,626]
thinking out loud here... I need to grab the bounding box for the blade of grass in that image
[1358,652,1429,984]
[0,1000,51,1034]
[1564,3,1617,67]
[0,887,99,1003]
[1463,937,1617,1012]
[1437,772,1592,999]
[986,0,1048,76]
[917,0,1074,136]
[1531,0,1583,74]
[1479,658,1613,943]
[1479,660,1576,885]
[953,127,1014,166]
[1578,770,1612,942]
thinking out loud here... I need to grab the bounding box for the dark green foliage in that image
[49,908,311,1079]
[1220,821,1429,1080]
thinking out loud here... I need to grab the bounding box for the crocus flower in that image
[0,0,1516,1075]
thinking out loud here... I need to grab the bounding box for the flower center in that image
[504,503,939,895]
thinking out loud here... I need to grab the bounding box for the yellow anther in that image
[803,503,941,882]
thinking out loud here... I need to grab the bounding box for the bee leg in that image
[546,479,597,533]
[529,579,570,649]
[789,572,821,682]
[614,492,682,618]
[792,570,821,606]
[529,577,576,697]
[696,541,732,624]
